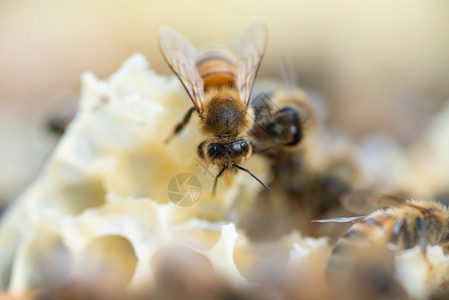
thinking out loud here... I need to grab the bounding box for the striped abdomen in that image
[196,50,237,91]
[327,214,407,299]
[327,213,396,275]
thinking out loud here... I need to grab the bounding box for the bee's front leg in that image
[164,107,196,143]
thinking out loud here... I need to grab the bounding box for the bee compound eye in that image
[229,141,242,155]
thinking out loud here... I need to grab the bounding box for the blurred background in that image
[1,0,449,207]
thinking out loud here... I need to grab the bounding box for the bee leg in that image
[416,217,432,267]
[212,166,226,195]
[164,107,196,143]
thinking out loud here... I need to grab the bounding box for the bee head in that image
[197,138,270,193]
[198,139,251,166]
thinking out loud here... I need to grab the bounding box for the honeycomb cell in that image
[10,232,71,292]
[151,245,223,298]
[71,235,137,290]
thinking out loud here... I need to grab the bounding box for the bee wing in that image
[158,27,204,113]
[234,18,268,108]
[311,216,366,223]
[341,191,404,215]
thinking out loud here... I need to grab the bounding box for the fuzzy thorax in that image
[200,87,253,136]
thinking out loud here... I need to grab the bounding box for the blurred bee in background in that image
[159,18,272,194]
[248,58,315,154]
[315,192,449,300]
[238,61,361,240]
[46,106,77,136]
[43,90,107,137]
[240,150,359,240]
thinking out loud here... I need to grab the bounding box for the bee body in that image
[159,19,271,192]
[326,199,449,299]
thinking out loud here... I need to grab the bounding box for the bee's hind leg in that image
[164,107,196,143]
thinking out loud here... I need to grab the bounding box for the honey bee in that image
[315,193,449,299]
[249,91,309,154]
[238,89,362,239]
[159,19,270,193]
[248,58,316,154]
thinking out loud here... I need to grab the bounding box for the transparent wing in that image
[158,27,204,113]
[341,191,404,215]
[311,216,366,223]
[234,18,268,108]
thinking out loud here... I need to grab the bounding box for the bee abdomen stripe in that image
[196,54,234,66]
[364,218,384,228]
[343,229,364,240]
[391,219,405,238]
[326,258,346,273]
[331,243,344,254]
[201,71,235,79]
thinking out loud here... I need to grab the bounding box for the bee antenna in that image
[278,55,297,97]
[213,166,226,195]
[235,165,271,191]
